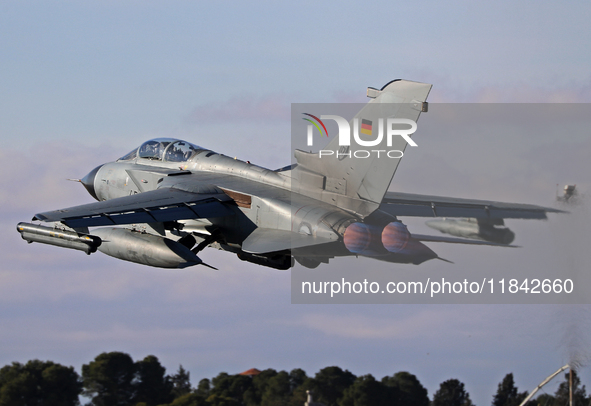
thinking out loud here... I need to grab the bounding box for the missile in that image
[425,218,515,245]
[91,228,204,268]
[16,222,101,255]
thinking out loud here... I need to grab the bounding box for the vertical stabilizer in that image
[293,79,432,217]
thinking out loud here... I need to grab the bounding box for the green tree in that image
[287,379,315,406]
[211,372,253,404]
[432,379,474,406]
[339,374,389,406]
[0,360,81,406]
[210,373,232,397]
[82,351,136,406]
[382,371,429,406]
[311,366,356,406]
[532,393,554,406]
[261,371,291,406]
[206,393,242,406]
[133,355,173,405]
[167,392,208,406]
[244,369,278,406]
[492,373,527,406]
[553,371,586,406]
[171,365,193,399]
[289,368,308,392]
[196,378,211,398]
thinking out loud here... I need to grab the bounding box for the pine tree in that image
[553,371,587,406]
[171,365,193,398]
[432,379,474,406]
[492,373,527,406]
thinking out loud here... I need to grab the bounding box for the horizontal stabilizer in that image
[242,228,336,254]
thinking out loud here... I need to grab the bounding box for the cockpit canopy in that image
[118,138,204,162]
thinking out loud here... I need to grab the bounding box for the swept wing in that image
[380,191,564,219]
[33,185,234,229]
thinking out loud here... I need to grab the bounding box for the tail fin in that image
[293,79,432,217]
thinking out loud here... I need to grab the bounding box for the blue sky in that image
[2,1,591,405]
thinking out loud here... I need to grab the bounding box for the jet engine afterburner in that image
[343,222,388,256]
[342,221,436,263]
[381,221,411,252]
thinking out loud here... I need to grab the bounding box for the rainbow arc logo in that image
[303,113,328,146]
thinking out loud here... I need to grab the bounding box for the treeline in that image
[0,351,586,406]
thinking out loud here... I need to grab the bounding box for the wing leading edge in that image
[33,186,235,228]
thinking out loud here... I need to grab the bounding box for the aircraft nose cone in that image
[81,164,103,201]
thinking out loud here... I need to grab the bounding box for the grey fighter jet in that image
[16,80,562,270]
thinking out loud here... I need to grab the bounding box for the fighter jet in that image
[16,80,562,270]
[557,184,579,204]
